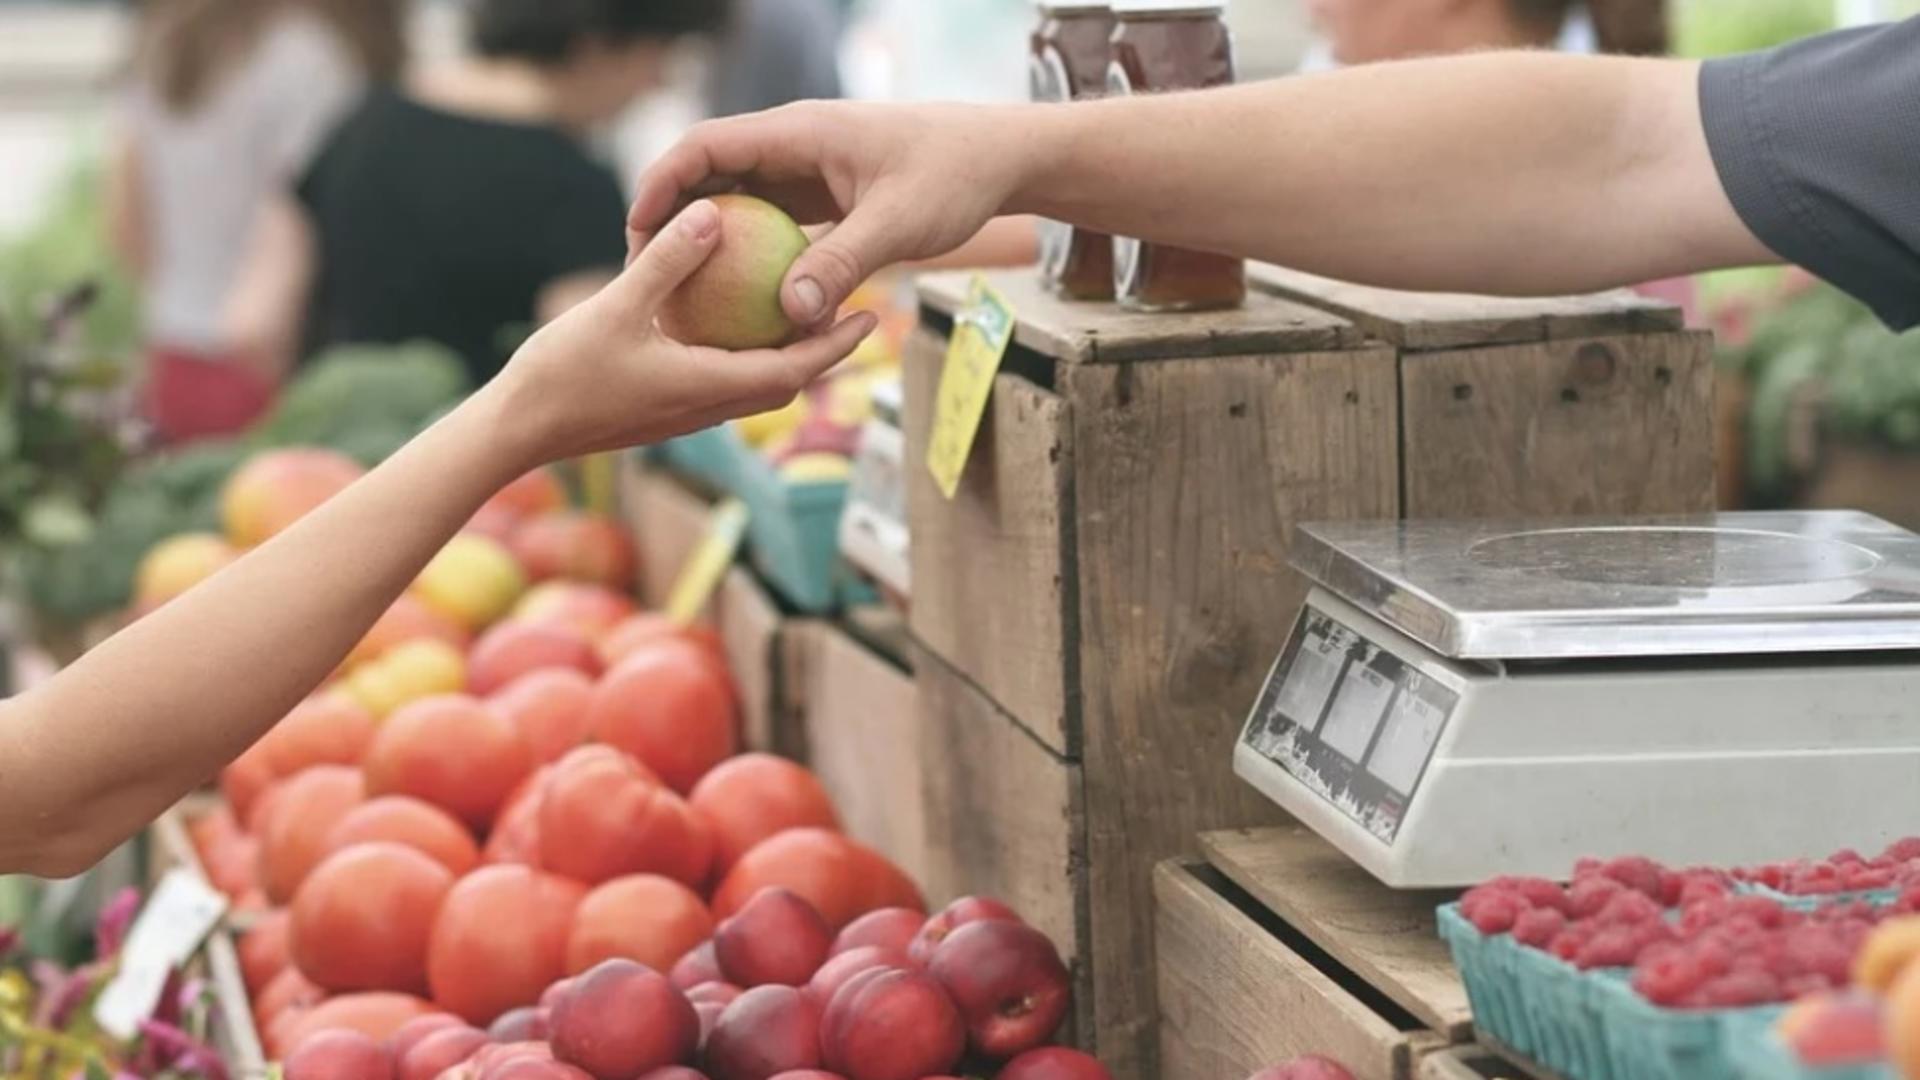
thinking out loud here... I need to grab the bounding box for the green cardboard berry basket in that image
[1722,1009,1895,1080]
[1438,904,1619,1080]
[652,427,874,613]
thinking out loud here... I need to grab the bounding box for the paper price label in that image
[665,497,749,626]
[93,870,226,1040]
[926,278,1016,500]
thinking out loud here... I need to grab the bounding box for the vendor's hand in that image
[494,198,878,466]
[628,102,1031,328]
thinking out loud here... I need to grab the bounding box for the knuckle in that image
[806,242,864,292]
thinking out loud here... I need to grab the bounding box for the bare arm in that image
[0,200,877,878]
[630,53,1773,322]
[222,193,316,380]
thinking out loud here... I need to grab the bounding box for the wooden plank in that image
[1479,1033,1570,1080]
[842,604,912,670]
[1067,345,1402,1079]
[915,648,1089,1038]
[1802,442,1920,534]
[916,269,1360,364]
[715,567,788,755]
[1249,263,1682,351]
[1399,332,1718,519]
[786,621,930,887]
[904,329,1075,756]
[1418,1047,1513,1080]
[1200,826,1474,1042]
[153,803,269,1077]
[1156,862,1422,1080]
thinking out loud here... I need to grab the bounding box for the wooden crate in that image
[779,613,929,887]
[1157,824,1476,1080]
[1249,264,1717,519]
[905,270,1398,1078]
[150,799,269,1078]
[619,456,807,755]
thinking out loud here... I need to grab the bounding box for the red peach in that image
[804,947,908,1010]
[284,1030,395,1080]
[715,889,832,988]
[549,959,699,1079]
[672,941,724,991]
[819,969,963,1080]
[704,986,824,1080]
[387,1014,468,1063]
[927,920,1070,1059]
[1246,1059,1359,1080]
[906,897,1021,967]
[686,982,744,1006]
[488,1006,549,1043]
[398,1026,489,1080]
[831,909,924,959]
[998,1048,1114,1080]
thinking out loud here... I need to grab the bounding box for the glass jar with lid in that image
[1031,2,1118,299]
[1107,0,1246,312]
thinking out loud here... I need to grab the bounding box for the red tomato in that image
[688,754,842,875]
[364,695,532,831]
[326,797,481,877]
[565,874,714,975]
[427,865,586,1025]
[258,765,367,904]
[489,670,595,766]
[537,746,712,889]
[292,843,455,993]
[587,646,737,794]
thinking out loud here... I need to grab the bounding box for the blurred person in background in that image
[109,0,404,444]
[224,0,727,388]
[706,0,843,118]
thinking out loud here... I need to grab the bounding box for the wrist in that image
[452,372,551,488]
[1002,102,1091,219]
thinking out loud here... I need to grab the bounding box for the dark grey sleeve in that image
[1700,19,1920,330]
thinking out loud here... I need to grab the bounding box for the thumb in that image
[781,201,905,327]
[611,200,722,317]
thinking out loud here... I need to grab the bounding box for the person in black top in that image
[226,0,729,386]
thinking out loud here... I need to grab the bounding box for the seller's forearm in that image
[1013,53,1771,294]
[0,382,538,876]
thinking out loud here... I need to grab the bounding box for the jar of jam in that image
[1031,3,1117,300]
[1107,0,1246,312]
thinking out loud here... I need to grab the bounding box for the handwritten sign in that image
[926,278,1016,500]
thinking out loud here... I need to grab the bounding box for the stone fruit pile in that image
[165,454,1104,1080]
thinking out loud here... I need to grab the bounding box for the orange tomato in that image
[587,646,738,794]
[537,746,712,889]
[344,594,471,673]
[489,669,595,766]
[712,828,926,930]
[513,582,636,640]
[364,695,532,831]
[688,753,841,875]
[483,767,550,867]
[260,695,378,776]
[565,874,714,975]
[221,741,278,826]
[325,797,480,877]
[258,766,367,904]
[467,622,600,697]
[254,964,325,1034]
[428,865,585,1025]
[484,469,567,521]
[508,512,636,590]
[238,910,293,995]
[597,615,727,675]
[292,843,454,993]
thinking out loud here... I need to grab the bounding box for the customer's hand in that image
[628,102,1031,328]
[495,198,878,467]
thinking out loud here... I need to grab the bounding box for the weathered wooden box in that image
[902,267,1714,1077]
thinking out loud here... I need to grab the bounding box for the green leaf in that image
[85,1057,112,1080]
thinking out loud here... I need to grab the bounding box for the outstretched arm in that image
[630,53,1770,325]
[0,200,877,878]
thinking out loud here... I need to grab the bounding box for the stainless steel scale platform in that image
[1233,511,1920,887]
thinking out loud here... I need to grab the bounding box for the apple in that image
[927,920,1070,1058]
[716,888,833,987]
[704,986,824,1080]
[658,194,809,350]
[907,897,1021,967]
[549,959,699,1079]
[818,968,964,1080]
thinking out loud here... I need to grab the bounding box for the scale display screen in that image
[1241,605,1460,844]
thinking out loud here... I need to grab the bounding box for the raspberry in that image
[1694,968,1784,1008]
[1690,934,1737,978]
[1842,866,1895,891]
[1513,907,1567,950]
[1627,918,1679,958]
[1782,927,1852,984]
[1464,890,1529,935]
[1568,877,1626,919]
[1781,974,1836,1000]
[1550,925,1595,964]
[1575,928,1645,970]
[1828,849,1867,867]
[1791,863,1846,895]
[1596,890,1664,927]
[1507,877,1571,914]
[1726,896,1791,929]
[1602,856,1668,900]
[1681,897,1733,935]
[1633,951,1706,1006]
[1572,856,1605,880]
[1678,878,1731,907]
[1882,837,1920,863]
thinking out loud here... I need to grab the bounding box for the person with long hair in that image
[108,0,404,444]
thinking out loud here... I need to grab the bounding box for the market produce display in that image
[146,455,1103,1080]
[1445,843,1920,1079]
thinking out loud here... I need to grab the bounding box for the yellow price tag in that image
[665,498,750,626]
[581,452,618,515]
[926,277,1016,500]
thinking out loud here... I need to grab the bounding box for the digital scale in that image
[1235,511,1920,888]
